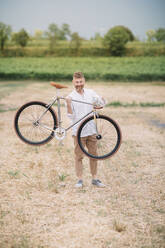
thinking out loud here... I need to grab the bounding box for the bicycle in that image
[14,82,122,160]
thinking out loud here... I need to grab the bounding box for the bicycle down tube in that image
[34,97,95,134]
[58,97,94,132]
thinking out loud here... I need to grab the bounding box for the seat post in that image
[50,81,68,128]
[56,88,60,97]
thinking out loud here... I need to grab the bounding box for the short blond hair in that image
[73,71,84,79]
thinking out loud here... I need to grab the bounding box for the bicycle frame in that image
[14,85,122,158]
[37,90,100,138]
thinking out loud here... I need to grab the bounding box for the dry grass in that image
[0,81,165,248]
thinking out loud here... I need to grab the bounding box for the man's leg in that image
[86,135,98,179]
[73,136,86,179]
[86,135,105,187]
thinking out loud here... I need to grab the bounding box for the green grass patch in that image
[106,101,165,107]
[0,57,165,81]
[0,104,17,112]
[0,81,32,101]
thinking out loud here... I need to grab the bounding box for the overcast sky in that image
[0,0,165,40]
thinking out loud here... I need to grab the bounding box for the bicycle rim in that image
[77,115,122,159]
[14,101,57,145]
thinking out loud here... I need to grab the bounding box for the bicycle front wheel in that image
[14,101,57,145]
[77,114,122,160]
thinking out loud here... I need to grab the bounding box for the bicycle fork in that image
[93,110,102,140]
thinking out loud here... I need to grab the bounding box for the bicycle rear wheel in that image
[77,114,122,159]
[14,101,57,145]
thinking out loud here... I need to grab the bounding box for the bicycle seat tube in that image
[57,89,62,128]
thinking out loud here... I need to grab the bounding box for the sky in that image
[0,0,165,40]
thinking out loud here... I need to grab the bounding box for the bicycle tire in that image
[14,101,57,145]
[77,114,122,160]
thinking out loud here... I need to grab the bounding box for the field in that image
[0,81,165,248]
[0,57,165,81]
[4,40,165,57]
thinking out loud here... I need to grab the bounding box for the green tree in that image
[34,29,43,39]
[45,23,61,49]
[0,22,12,51]
[146,29,156,42]
[60,23,71,40]
[12,29,30,47]
[93,32,103,41]
[117,25,135,41]
[155,28,165,42]
[70,32,82,55]
[45,23,71,48]
[103,26,131,56]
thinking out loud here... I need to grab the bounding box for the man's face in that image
[72,77,85,93]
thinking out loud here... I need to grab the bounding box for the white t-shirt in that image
[67,88,104,137]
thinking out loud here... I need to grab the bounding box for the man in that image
[66,72,106,188]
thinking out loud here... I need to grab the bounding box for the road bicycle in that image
[14,82,122,160]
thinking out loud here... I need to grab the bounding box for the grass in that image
[58,173,68,181]
[0,56,165,81]
[9,236,31,248]
[0,106,17,112]
[0,81,31,101]
[106,101,165,107]
[113,219,126,232]
[0,81,164,248]
[8,170,20,178]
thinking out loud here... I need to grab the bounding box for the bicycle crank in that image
[54,127,66,140]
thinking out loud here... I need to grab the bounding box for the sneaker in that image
[92,179,105,188]
[75,180,83,188]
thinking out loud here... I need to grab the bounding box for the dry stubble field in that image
[0,81,165,248]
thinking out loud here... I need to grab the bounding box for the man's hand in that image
[93,105,103,109]
[93,97,105,109]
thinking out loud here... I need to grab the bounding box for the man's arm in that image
[93,95,106,108]
[66,97,73,114]
[101,97,106,106]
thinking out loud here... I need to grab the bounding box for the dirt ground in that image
[0,81,165,248]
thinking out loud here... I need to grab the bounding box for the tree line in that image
[0,22,165,56]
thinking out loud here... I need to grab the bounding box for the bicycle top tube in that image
[60,97,93,106]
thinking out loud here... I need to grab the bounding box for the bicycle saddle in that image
[50,82,68,89]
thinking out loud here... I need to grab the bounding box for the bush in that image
[1,41,165,57]
[0,47,109,57]
[115,26,135,41]
[103,26,132,56]
[0,22,12,52]
[155,28,165,42]
[12,29,30,48]
[126,42,165,56]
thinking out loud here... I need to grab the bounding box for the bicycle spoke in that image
[77,115,121,159]
[15,102,57,145]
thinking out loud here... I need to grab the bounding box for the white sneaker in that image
[75,180,83,188]
[92,179,105,188]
